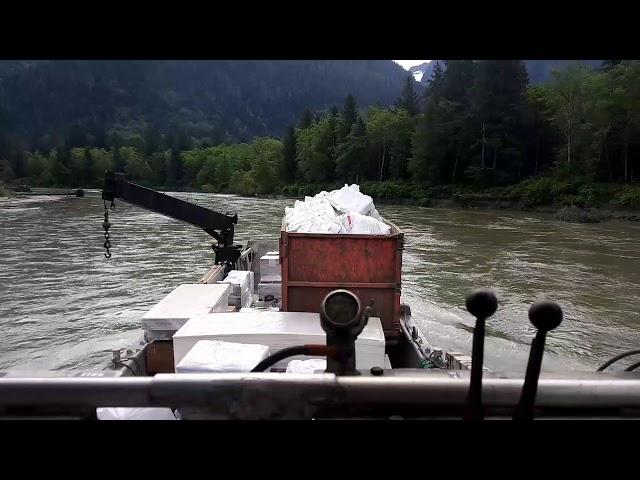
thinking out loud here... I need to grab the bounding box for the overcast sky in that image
[393,60,431,70]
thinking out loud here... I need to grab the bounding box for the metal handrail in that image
[1,372,640,418]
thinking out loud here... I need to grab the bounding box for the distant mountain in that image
[523,60,603,84]
[409,61,437,83]
[0,60,409,149]
[410,60,604,85]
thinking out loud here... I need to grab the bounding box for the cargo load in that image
[141,284,232,333]
[172,311,386,370]
[96,407,178,420]
[258,252,282,301]
[283,184,390,235]
[285,358,327,373]
[175,340,269,373]
[217,270,254,309]
[280,188,404,338]
[258,282,282,301]
[259,253,281,278]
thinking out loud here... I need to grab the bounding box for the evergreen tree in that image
[253,154,277,194]
[83,147,94,186]
[396,76,420,116]
[470,60,529,177]
[215,156,232,190]
[338,94,358,141]
[335,117,369,182]
[299,109,314,129]
[441,60,475,107]
[425,61,445,105]
[600,60,622,72]
[111,134,125,173]
[143,126,162,157]
[343,94,358,126]
[167,147,183,187]
[49,149,70,186]
[282,126,297,182]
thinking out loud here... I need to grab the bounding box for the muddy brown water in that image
[1,192,638,375]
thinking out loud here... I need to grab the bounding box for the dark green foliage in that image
[616,185,640,207]
[335,118,369,182]
[0,60,408,159]
[441,60,475,108]
[360,181,416,200]
[425,61,445,104]
[600,60,622,72]
[396,76,420,116]
[282,126,297,182]
[143,126,162,157]
[299,109,314,129]
[337,94,358,142]
[343,94,358,127]
[2,60,639,208]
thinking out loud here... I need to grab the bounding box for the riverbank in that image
[422,198,640,223]
[264,193,640,223]
[257,179,640,223]
[0,184,12,198]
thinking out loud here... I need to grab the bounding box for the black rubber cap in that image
[465,289,498,319]
[370,366,384,376]
[529,300,563,332]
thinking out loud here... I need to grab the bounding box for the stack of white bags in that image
[175,340,269,373]
[172,311,386,370]
[217,270,254,309]
[283,184,391,235]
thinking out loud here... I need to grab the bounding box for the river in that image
[1,192,639,375]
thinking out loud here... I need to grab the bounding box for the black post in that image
[464,289,498,421]
[513,300,563,421]
[319,290,369,376]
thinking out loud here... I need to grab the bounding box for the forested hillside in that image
[1,60,639,209]
[412,60,604,85]
[0,60,408,153]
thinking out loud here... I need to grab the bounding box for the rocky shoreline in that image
[265,193,640,224]
[370,196,640,223]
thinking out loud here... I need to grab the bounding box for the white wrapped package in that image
[96,407,177,420]
[260,274,281,283]
[218,270,254,308]
[142,284,232,331]
[286,359,327,373]
[282,184,391,235]
[258,282,281,300]
[175,340,269,373]
[260,254,280,277]
[339,212,391,235]
[328,184,374,215]
[283,194,344,233]
[173,312,385,370]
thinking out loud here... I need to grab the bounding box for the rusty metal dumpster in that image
[279,220,403,340]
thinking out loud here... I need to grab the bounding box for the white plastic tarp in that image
[285,358,327,373]
[218,270,254,308]
[172,311,386,370]
[96,407,177,420]
[175,340,269,373]
[283,184,390,235]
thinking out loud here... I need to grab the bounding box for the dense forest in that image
[0,60,408,148]
[410,60,603,85]
[1,60,639,208]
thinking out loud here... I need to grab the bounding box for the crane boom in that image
[101,171,243,271]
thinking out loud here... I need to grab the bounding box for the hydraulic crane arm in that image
[101,171,243,270]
